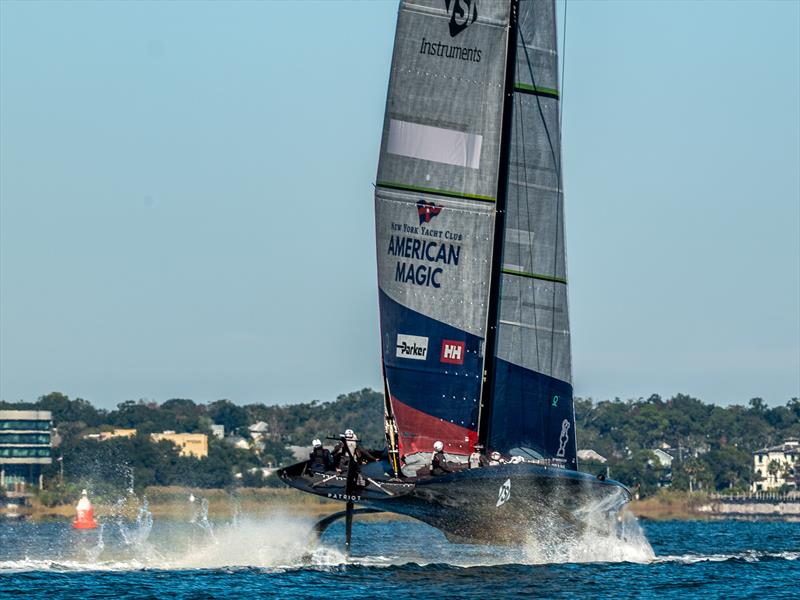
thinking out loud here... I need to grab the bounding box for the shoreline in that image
[7,488,798,523]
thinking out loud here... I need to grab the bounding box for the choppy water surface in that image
[0,505,797,599]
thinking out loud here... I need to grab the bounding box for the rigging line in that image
[513,80,528,426]
[559,0,568,134]
[517,22,563,378]
[515,56,541,373]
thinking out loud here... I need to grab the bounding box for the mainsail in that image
[375,0,576,469]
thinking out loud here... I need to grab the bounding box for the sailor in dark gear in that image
[308,438,332,474]
[332,429,377,476]
[431,440,453,476]
[469,443,489,469]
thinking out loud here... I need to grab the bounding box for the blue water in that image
[1,513,797,599]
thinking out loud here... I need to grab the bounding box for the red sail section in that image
[392,397,478,458]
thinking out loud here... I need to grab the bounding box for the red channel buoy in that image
[72,489,98,529]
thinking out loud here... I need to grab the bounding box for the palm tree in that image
[767,459,782,486]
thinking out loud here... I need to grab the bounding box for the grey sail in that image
[487,0,577,468]
[374,0,510,459]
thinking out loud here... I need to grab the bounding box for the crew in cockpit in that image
[431,440,454,476]
[332,429,377,475]
[488,451,506,466]
[469,443,489,468]
[308,438,332,473]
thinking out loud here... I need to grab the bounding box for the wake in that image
[0,493,669,572]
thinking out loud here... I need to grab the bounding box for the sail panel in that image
[375,0,510,458]
[489,0,577,467]
[376,0,510,200]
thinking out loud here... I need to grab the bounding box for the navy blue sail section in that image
[379,291,483,456]
[488,360,576,468]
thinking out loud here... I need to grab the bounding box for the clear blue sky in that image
[1,1,798,409]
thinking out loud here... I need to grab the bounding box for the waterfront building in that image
[0,410,52,492]
[650,448,674,488]
[84,428,138,441]
[751,439,799,491]
[100,428,137,440]
[150,431,208,458]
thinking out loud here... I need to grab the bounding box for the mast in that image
[477,0,519,448]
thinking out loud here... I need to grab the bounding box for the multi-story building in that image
[752,439,799,492]
[0,410,53,492]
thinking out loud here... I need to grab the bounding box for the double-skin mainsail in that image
[375,0,576,471]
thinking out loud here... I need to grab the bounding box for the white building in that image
[210,424,225,440]
[651,449,674,469]
[248,421,270,443]
[752,439,799,492]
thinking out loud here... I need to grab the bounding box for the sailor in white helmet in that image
[469,443,489,468]
[308,438,332,473]
[333,428,377,475]
[431,440,453,476]
[488,451,505,466]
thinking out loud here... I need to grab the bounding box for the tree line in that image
[2,390,797,498]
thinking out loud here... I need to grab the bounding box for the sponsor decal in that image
[440,340,465,365]
[396,334,429,360]
[417,0,481,63]
[496,478,511,507]
[444,0,477,37]
[327,493,361,502]
[556,419,571,458]
[419,37,481,63]
[552,395,559,407]
[417,199,443,225]
[387,212,464,289]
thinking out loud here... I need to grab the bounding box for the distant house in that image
[649,449,674,488]
[210,424,225,440]
[248,421,270,443]
[651,449,674,469]
[225,435,251,451]
[577,449,607,464]
[752,439,799,492]
[150,431,208,458]
[100,428,137,440]
[84,428,137,441]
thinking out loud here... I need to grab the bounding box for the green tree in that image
[208,399,249,434]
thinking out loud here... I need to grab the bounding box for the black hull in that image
[279,461,631,545]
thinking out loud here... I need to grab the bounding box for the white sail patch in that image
[387,119,483,169]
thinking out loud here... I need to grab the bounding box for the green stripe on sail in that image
[377,181,496,203]
[501,268,567,285]
[513,83,559,99]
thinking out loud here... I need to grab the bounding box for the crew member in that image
[469,444,488,469]
[488,451,505,466]
[308,438,332,473]
[333,429,377,475]
[431,440,453,476]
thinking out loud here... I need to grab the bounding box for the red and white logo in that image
[440,340,465,365]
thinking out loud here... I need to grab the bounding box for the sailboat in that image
[280,0,630,547]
